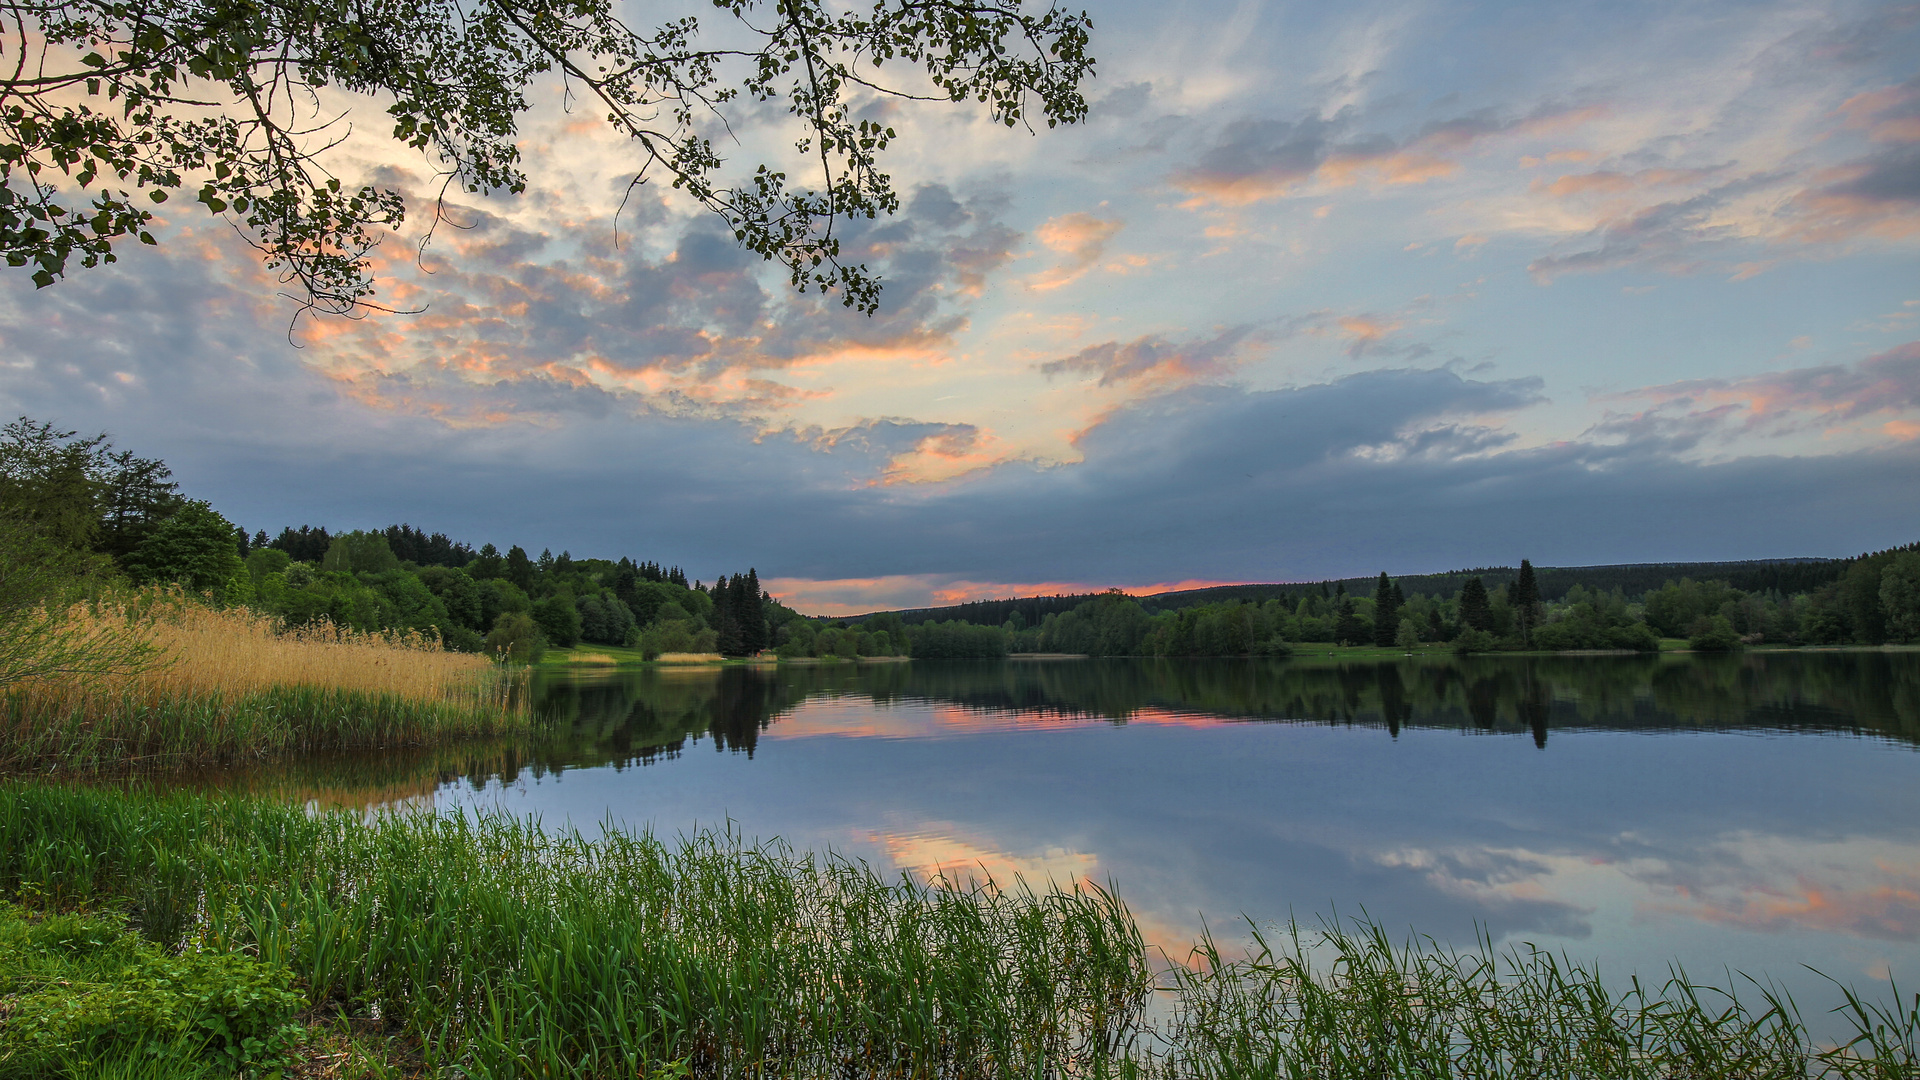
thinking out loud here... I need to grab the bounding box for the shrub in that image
[0,904,304,1075]
[1451,628,1496,654]
[1688,615,1744,652]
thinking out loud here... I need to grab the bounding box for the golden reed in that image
[0,590,527,772]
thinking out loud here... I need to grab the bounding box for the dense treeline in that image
[9,415,1916,664]
[0,418,799,659]
[820,545,1920,657]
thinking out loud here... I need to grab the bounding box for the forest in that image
[815,548,1920,659]
[0,419,798,660]
[6,416,1915,663]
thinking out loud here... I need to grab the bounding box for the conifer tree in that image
[1514,559,1542,646]
[743,568,768,654]
[1373,573,1401,647]
[505,546,534,593]
[712,575,743,656]
[1458,577,1492,632]
[1334,597,1366,645]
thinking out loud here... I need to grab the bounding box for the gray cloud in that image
[2,231,1915,592]
[1037,326,1255,386]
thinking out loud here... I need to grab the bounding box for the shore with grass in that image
[0,592,526,773]
[1,782,1915,1079]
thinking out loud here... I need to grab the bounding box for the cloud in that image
[799,417,1003,485]
[5,246,1917,597]
[1029,213,1124,291]
[1787,145,1920,243]
[1036,326,1255,387]
[1172,105,1605,206]
[254,179,1026,425]
[1594,341,1920,447]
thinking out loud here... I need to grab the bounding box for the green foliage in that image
[574,589,638,647]
[320,531,400,575]
[0,682,529,772]
[120,501,240,593]
[0,903,304,1075]
[1452,628,1497,655]
[3,0,1091,315]
[910,619,1009,658]
[0,785,1150,1078]
[0,784,1914,1078]
[531,593,582,649]
[484,611,545,664]
[1881,553,1920,644]
[1689,615,1745,652]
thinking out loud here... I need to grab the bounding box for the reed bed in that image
[0,595,526,771]
[0,783,1152,1078]
[0,784,1916,1079]
[1159,920,1919,1079]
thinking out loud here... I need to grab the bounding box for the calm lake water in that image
[230,652,1920,1027]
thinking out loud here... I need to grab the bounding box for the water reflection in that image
[514,653,1920,775]
[183,653,1920,1036]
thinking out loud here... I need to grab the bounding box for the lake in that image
[227,652,1920,1032]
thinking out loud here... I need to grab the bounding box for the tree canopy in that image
[2,0,1094,316]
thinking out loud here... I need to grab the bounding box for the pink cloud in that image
[1030,212,1124,291]
[1037,326,1255,388]
[1596,341,1920,445]
[1174,105,1608,207]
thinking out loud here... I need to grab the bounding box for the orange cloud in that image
[1030,213,1124,291]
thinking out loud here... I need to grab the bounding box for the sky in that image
[3,0,1918,615]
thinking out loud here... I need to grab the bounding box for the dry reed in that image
[0,591,527,772]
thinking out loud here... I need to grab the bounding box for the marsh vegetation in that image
[1,783,1916,1078]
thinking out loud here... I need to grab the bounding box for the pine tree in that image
[505,545,534,593]
[1373,572,1400,647]
[1458,577,1492,632]
[1514,559,1541,646]
[743,568,767,653]
[712,575,743,656]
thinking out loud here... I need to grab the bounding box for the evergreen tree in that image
[743,568,768,653]
[270,525,332,563]
[1458,577,1492,632]
[1373,572,1400,647]
[1514,559,1542,646]
[1334,597,1366,645]
[470,543,504,580]
[712,575,743,656]
[505,545,534,593]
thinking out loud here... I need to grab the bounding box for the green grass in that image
[0,782,1913,1078]
[0,903,304,1078]
[0,783,1151,1078]
[1161,918,1918,1079]
[539,644,656,665]
[0,684,530,773]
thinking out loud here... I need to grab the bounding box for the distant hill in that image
[830,555,1856,626]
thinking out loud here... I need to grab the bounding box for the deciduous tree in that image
[3,0,1094,316]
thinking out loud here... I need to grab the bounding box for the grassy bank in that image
[1,784,1915,1078]
[0,783,1149,1078]
[0,597,526,772]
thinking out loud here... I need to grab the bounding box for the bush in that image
[1688,615,1744,652]
[485,611,546,663]
[1451,628,1496,654]
[0,904,304,1075]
